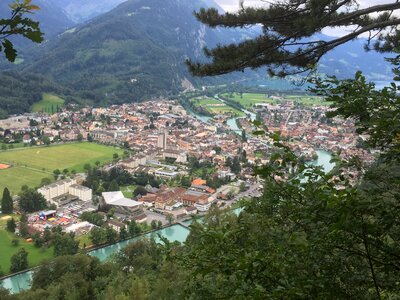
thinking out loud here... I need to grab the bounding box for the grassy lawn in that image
[0,143,123,195]
[121,185,137,198]
[285,95,330,106]
[222,92,329,107]
[190,97,244,116]
[0,166,49,196]
[31,93,65,114]
[222,93,276,108]
[76,233,93,249]
[0,215,53,275]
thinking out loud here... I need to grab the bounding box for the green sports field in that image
[31,93,65,114]
[0,143,123,194]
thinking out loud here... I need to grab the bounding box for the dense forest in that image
[0,72,68,118]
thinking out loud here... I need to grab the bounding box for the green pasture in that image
[190,97,244,116]
[190,96,221,107]
[222,93,276,107]
[0,143,123,194]
[222,92,329,107]
[0,166,49,196]
[31,93,65,114]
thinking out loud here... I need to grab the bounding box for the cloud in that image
[215,0,395,12]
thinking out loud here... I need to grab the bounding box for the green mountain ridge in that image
[18,0,257,105]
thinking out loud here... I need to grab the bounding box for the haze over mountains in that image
[0,0,394,117]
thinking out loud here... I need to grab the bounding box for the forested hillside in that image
[0,72,68,118]
[20,0,255,105]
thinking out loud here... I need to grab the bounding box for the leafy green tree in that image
[90,227,106,246]
[108,179,119,192]
[53,169,61,180]
[119,225,128,240]
[42,136,50,146]
[105,226,118,244]
[133,186,147,197]
[53,233,79,256]
[80,212,105,226]
[166,213,174,225]
[128,220,141,236]
[187,1,400,76]
[151,220,157,230]
[1,187,13,214]
[40,177,51,186]
[10,248,28,273]
[18,188,47,212]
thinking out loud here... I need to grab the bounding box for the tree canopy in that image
[187,0,400,76]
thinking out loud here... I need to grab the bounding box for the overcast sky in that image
[213,0,394,36]
[214,0,393,12]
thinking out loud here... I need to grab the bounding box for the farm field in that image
[0,215,54,275]
[0,143,123,195]
[221,93,276,107]
[31,93,65,114]
[190,96,244,116]
[222,92,329,107]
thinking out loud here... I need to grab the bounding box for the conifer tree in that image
[1,187,13,214]
[187,1,400,76]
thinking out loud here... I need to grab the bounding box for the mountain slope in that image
[57,0,126,23]
[23,0,253,104]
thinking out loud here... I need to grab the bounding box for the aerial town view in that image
[0,0,399,299]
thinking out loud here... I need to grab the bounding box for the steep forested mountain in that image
[21,0,254,104]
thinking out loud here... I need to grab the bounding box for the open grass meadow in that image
[190,96,244,116]
[221,93,276,107]
[0,143,123,194]
[0,215,54,275]
[222,92,329,107]
[31,93,65,114]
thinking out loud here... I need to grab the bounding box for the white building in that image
[102,191,142,209]
[38,179,92,206]
[69,184,92,202]
[38,179,77,201]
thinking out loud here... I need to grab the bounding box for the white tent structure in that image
[102,191,141,208]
